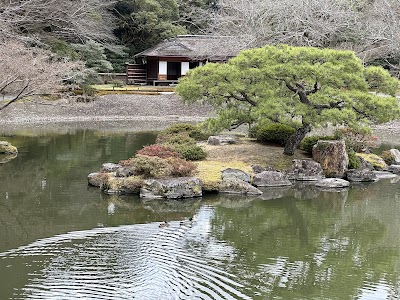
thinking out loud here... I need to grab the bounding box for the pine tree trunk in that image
[283,124,311,155]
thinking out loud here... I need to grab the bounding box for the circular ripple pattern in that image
[0,207,251,300]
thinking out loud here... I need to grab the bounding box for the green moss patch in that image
[195,160,253,192]
[356,153,388,170]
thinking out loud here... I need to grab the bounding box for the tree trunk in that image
[283,124,311,155]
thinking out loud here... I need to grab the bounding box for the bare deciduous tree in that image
[0,40,83,111]
[209,0,400,69]
[0,0,115,43]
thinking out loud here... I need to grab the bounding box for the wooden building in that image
[126,35,238,86]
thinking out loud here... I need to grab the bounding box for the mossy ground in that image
[195,138,308,191]
[356,153,387,170]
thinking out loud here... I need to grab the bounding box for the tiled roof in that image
[135,35,241,60]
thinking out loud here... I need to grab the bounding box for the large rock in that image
[221,168,251,183]
[251,165,276,174]
[0,153,18,163]
[287,159,324,181]
[0,141,18,154]
[218,178,262,195]
[312,140,348,178]
[207,135,236,145]
[253,171,292,187]
[101,163,122,173]
[116,166,134,177]
[88,172,106,187]
[104,176,143,195]
[355,153,388,171]
[346,169,377,182]
[389,149,400,165]
[140,177,202,199]
[388,165,400,174]
[315,178,350,188]
[373,171,398,179]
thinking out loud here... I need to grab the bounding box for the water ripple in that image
[0,207,251,300]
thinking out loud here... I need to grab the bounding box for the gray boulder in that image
[287,159,324,181]
[103,176,143,195]
[389,149,400,165]
[221,168,251,183]
[253,171,292,187]
[207,135,236,145]
[0,141,18,154]
[346,169,377,182]
[373,171,398,179]
[388,165,400,174]
[101,163,122,173]
[219,178,262,195]
[315,178,350,188]
[251,165,276,174]
[312,140,348,178]
[140,177,202,199]
[116,166,133,177]
[88,172,105,187]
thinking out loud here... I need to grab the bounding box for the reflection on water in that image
[0,130,400,299]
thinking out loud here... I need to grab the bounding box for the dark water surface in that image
[0,129,400,299]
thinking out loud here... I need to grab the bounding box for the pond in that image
[0,129,400,299]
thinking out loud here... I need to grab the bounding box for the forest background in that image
[2,0,400,100]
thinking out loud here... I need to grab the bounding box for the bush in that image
[334,127,379,152]
[300,135,336,154]
[136,144,181,159]
[80,84,96,96]
[169,143,207,161]
[250,123,295,145]
[118,155,197,178]
[163,123,208,141]
[168,158,197,177]
[129,155,172,178]
[380,150,396,165]
[347,148,361,169]
[156,132,197,145]
[155,125,208,161]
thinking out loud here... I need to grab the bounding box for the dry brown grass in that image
[200,138,309,170]
[195,138,309,191]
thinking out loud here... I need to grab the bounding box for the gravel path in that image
[0,93,214,132]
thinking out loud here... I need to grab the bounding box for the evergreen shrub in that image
[170,143,207,161]
[251,123,295,145]
[118,155,197,178]
[156,132,196,145]
[136,144,181,159]
[169,158,197,177]
[129,155,172,178]
[163,123,208,141]
[334,127,378,152]
[380,150,396,165]
[347,148,361,169]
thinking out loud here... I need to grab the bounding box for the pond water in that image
[0,129,400,299]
